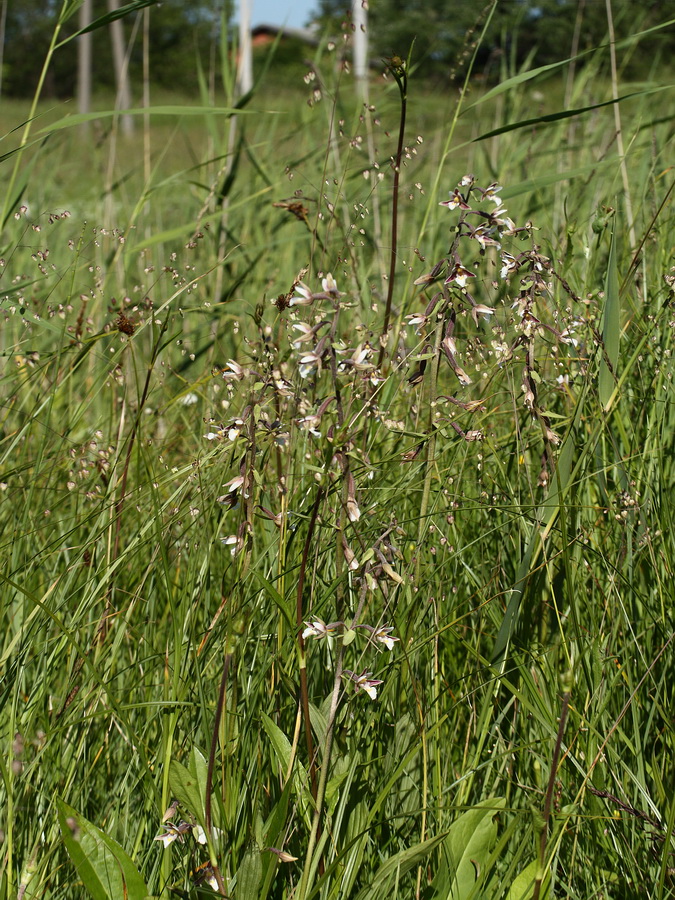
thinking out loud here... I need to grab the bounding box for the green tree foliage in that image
[1,0,226,98]
[314,0,673,81]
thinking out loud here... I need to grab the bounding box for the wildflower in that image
[298,349,323,379]
[205,419,245,442]
[193,825,223,845]
[357,624,399,650]
[222,475,245,494]
[491,207,519,234]
[559,328,579,347]
[500,252,520,280]
[469,224,500,250]
[161,800,179,823]
[344,669,384,700]
[543,424,561,446]
[297,414,322,437]
[289,282,314,307]
[414,261,446,286]
[480,182,502,205]
[342,537,359,571]
[291,320,329,349]
[444,263,475,289]
[191,862,219,890]
[440,189,470,211]
[470,303,496,325]
[321,273,342,297]
[498,216,519,235]
[221,534,244,556]
[180,392,199,406]
[266,847,298,863]
[291,322,316,347]
[257,505,284,527]
[337,343,374,373]
[273,374,295,396]
[302,619,343,640]
[154,820,192,848]
[346,472,361,522]
[522,372,535,409]
[221,359,247,380]
[441,336,472,385]
[404,313,429,334]
[227,419,245,440]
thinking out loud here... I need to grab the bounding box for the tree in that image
[107,0,134,134]
[312,0,674,82]
[1,0,226,99]
[77,0,93,117]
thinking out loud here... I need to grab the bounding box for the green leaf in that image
[37,106,265,136]
[251,571,294,629]
[261,712,294,776]
[57,799,149,900]
[499,158,618,201]
[56,0,159,44]
[473,85,673,142]
[354,832,448,900]
[598,228,620,410]
[464,17,675,112]
[342,628,357,646]
[505,860,550,900]
[169,747,209,828]
[325,755,351,815]
[235,846,262,899]
[260,779,294,900]
[308,701,329,749]
[261,713,313,821]
[444,799,504,900]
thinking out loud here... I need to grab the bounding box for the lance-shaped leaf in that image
[57,799,148,900]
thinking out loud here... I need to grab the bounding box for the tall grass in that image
[1,5,674,899]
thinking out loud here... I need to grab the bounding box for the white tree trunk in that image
[107,0,134,135]
[77,0,92,120]
[237,0,253,96]
[352,0,368,99]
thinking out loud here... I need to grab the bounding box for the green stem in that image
[297,487,325,802]
[297,581,370,900]
[206,652,232,896]
[415,305,445,581]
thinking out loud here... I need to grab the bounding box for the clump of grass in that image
[1,5,674,900]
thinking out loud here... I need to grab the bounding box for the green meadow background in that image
[0,5,674,899]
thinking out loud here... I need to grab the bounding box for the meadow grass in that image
[1,21,674,900]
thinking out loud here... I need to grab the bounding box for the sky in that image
[250,0,318,29]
